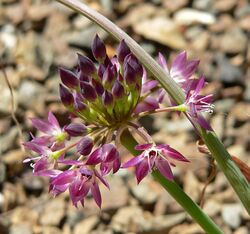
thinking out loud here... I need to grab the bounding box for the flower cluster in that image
[24,35,213,208]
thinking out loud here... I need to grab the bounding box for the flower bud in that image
[78,71,89,82]
[77,137,93,156]
[65,123,87,137]
[80,81,97,102]
[59,84,74,106]
[103,65,117,87]
[124,63,136,85]
[98,64,106,79]
[125,54,143,78]
[102,90,113,106]
[112,80,124,99]
[74,93,87,111]
[91,79,104,96]
[92,34,106,62]
[78,53,96,75]
[117,40,130,63]
[59,67,79,89]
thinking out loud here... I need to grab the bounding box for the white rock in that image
[0,24,17,49]
[222,203,243,228]
[133,16,187,49]
[174,8,216,25]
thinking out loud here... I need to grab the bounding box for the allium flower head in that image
[24,36,210,209]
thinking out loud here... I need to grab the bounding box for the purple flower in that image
[23,142,61,177]
[158,51,199,91]
[30,112,68,148]
[122,143,189,183]
[51,167,108,208]
[184,76,214,130]
[86,144,120,175]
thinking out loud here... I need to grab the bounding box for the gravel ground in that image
[0,0,249,233]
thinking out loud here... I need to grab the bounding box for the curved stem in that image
[120,130,223,234]
[55,0,250,214]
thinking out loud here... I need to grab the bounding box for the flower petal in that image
[86,148,103,165]
[122,155,144,168]
[157,144,189,162]
[30,118,52,134]
[135,159,151,183]
[91,182,102,208]
[196,115,212,131]
[156,158,174,181]
[135,143,153,151]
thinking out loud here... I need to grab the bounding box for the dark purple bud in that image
[59,67,79,89]
[98,64,106,79]
[77,137,93,156]
[74,97,87,111]
[92,34,106,61]
[102,90,113,106]
[125,54,143,78]
[112,80,124,99]
[91,79,104,96]
[103,65,117,86]
[78,71,89,82]
[80,81,97,102]
[78,53,96,75]
[59,84,74,106]
[124,63,136,85]
[104,56,112,67]
[117,40,131,63]
[65,123,87,137]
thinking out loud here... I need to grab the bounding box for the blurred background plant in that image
[0,0,250,233]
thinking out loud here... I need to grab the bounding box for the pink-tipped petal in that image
[122,155,144,168]
[156,158,174,181]
[195,76,206,94]
[157,144,189,162]
[134,96,159,114]
[135,160,151,184]
[94,170,110,189]
[91,182,102,208]
[172,51,187,70]
[30,118,52,134]
[52,170,76,186]
[135,143,153,151]
[158,52,169,72]
[196,115,212,131]
[142,80,159,94]
[48,111,60,128]
[86,148,103,165]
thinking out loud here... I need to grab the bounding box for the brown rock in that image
[230,102,250,122]
[73,216,99,234]
[213,0,237,12]
[219,28,247,54]
[133,16,187,49]
[11,207,39,226]
[3,150,26,177]
[163,0,189,12]
[40,198,66,226]
[100,176,129,212]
